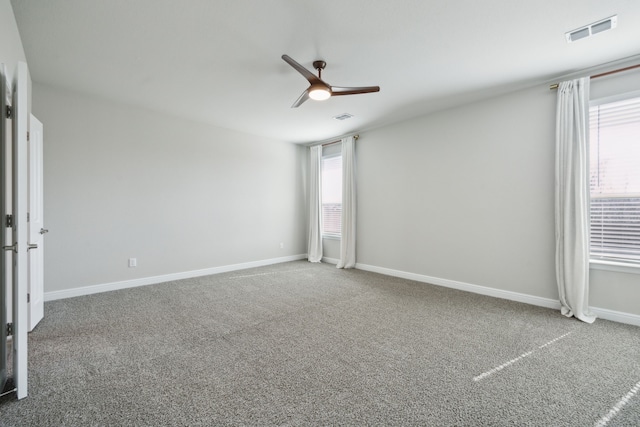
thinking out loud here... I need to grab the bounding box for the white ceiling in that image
[10,0,640,144]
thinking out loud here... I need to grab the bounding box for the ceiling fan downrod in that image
[313,60,326,79]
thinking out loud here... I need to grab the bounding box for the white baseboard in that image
[355,262,640,327]
[43,255,640,327]
[590,306,640,327]
[44,254,308,302]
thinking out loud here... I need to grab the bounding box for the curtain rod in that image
[321,134,359,147]
[549,63,640,90]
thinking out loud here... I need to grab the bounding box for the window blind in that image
[321,154,342,236]
[589,95,640,264]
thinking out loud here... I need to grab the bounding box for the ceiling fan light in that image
[309,85,331,101]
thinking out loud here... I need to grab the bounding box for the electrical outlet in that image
[128,258,137,268]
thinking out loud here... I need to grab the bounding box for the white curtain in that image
[308,145,323,262]
[555,78,596,324]
[337,136,356,269]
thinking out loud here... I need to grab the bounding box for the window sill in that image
[322,235,341,241]
[590,259,640,275]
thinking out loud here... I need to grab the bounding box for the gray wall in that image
[33,83,306,293]
[322,238,340,261]
[0,0,27,86]
[355,69,640,316]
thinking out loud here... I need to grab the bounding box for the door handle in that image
[40,228,49,234]
[28,243,38,251]
[3,243,17,253]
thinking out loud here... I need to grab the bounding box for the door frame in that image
[0,63,8,394]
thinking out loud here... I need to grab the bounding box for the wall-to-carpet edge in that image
[46,255,640,327]
[355,262,640,327]
[44,254,307,301]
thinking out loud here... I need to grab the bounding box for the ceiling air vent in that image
[333,113,353,121]
[566,15,617,43]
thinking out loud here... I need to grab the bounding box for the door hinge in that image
[27,213,30,222]
[6,323,13,336]
[5,106,11,119]
[27,293,30,303]
[27,131,30,141]
[5,214,13,228]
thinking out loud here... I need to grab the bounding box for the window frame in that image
[588,89,640,274]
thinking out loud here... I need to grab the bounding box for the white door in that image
[12,62,29,399]
[28,115,44,331]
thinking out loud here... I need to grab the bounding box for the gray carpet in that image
[1,261,639,426]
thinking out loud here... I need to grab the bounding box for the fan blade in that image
[291,89,310,108]
[282,54,323,85]
[331,86,380,96]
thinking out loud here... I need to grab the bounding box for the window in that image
[589,94,640,265]
[321,153,342,237]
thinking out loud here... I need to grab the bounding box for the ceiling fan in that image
[281,54,380,108]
